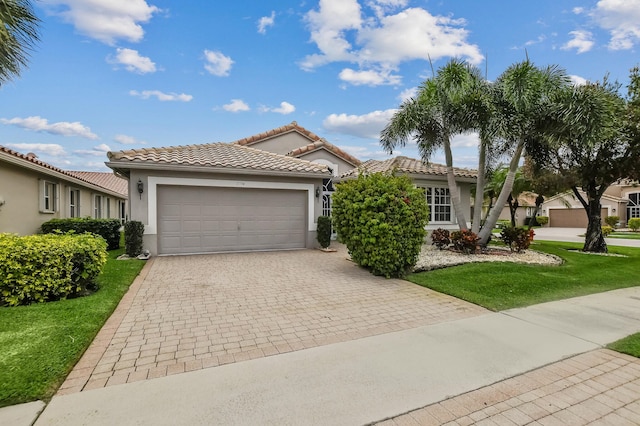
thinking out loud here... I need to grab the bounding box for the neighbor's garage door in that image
[549,208,607,228]
[157,185,307,254]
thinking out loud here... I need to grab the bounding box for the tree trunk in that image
[443,135,468,230]
[471,134,488,234]
[478,140,525,245]
[583,199,608,253]
[508,195,518,227]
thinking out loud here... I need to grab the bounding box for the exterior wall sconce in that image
[137,179,144,199]
[315,186,321,198]
[612,208,616,213]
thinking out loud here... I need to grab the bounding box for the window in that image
[118,200,127,224]
[69,188,80,217]
[425,187,451,223]
[94,195,103,218]
[40,180,58,213]
[105,197,111,218]
[628,193,640,219]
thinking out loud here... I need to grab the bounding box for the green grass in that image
[0,247,145,407]
[607,231,640,240]
[608,333,640,358]
[408,241,640,312]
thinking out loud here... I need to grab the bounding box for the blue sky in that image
[1,0,639,171]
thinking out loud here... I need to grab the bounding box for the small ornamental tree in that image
[332,173,429,278]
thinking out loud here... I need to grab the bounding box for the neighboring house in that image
[495,191,539,227]
[106,141,331,256]
[0,146,128,235]
[540,181,640,228]
[339,156,478,231]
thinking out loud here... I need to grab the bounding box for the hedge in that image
[0,233,107,306]
[41,218,121,250]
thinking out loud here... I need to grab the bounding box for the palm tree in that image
[477,60,570,245]
[0,0,40,85]
[381,59,491,230]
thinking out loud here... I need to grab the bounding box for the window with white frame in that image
[425,187,452,223]
[628,193,640,219]
[69,188,80,217]
[118,200,127,224]
[94,195,103,218]
[40,180,58,213]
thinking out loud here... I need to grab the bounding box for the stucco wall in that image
[245,133,314,155]
[128,169,325,254]
[296,150,356,176]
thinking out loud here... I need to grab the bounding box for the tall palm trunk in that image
[471,133,488,233]
[443,134,468,229]
[478,139,525,244]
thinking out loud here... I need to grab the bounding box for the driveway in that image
[58,246,486,393]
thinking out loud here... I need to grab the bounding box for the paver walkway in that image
[382,349,640,426]
[59,246,486,394]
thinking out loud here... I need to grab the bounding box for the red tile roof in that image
[0,145,127,196]
[341,156,477,180]
[108,142,330,175]
[234,121,361,166]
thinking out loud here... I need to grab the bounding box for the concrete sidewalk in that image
[28,287,640,425]
[534,227,640,248]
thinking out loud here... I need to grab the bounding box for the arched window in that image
[628,193,640,220]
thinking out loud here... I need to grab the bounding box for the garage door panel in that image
[549,208,607,228]
[157,185,307,254]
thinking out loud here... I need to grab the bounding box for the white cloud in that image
[270,101,296,115]
[323,109,397,139]
[5,143,67,157]
[591,0,640,50]
[74,144,112,156]
[203,50,234,76]
[129,90,193,102]
[223,99,250,112]
[109,48,156,73]
[114,134,147,145]
[301,2,483,87]
[573,7,585,14]
[1,116,98,139]
[451,133,479,148]
[42,0,159,45]
[339,68,401,86]
[397,87,418,102]
[257,11,275,34]
[569,75,589,85]
[561,30,594,54]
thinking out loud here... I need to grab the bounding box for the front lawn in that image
[0,247,145,407]
[607,231,640,240]
[408,241,640,311]
[608,333,640,358]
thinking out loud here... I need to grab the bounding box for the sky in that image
[1,0,639,172]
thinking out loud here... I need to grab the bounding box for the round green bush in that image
[332,173,429,278]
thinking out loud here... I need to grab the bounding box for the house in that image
[540,181,640,228]
[0,146,128,235]
[339,156,478,231]
[495,191,540,227]
[106,123,477,255]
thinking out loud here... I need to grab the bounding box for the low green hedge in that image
[41,218,121,250]
[0,233,108,306]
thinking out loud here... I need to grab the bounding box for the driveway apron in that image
[58,246,487,393]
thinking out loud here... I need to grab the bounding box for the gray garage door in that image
[157,185,307,254]
[549,208,607,228]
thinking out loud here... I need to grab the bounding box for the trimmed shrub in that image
[536,216,549,226]
[450,229,480,254]
[499,226,532,252]
[604,216,619,228]
[41,218,121,250]
[0,233,107,306]
[628,218,640,232]
[496,219,510,229]
[602,225,613,237]
[431,228,451,250]
[316,216,332,249]
[332,173,429,278]
[124,221,145,257]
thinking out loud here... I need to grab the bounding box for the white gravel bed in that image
[414,244,563,272]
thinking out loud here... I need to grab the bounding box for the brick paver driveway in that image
[59,246,486,394]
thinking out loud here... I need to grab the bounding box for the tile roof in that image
[66,171,128,197]
[340,156,477,180]
[0,145,127,196]
[107,142,330,175]
[233,121,361,166]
